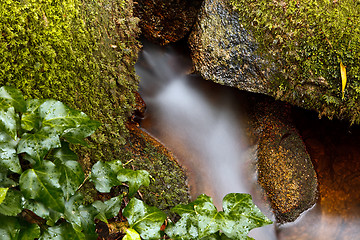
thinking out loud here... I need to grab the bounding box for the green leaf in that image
[220,193,272,240]
[39,222,86,240]
[0,86,26,113]
[90,161,120,192]
[0,134,21,173]
[19,160,64,213]
[38,100,100,143]
[0,189,22,216]
[123,198,167,240]
[123,228,141,240]
[166,195,222,240]
[0,187,8,204]
[22,199,61,226]
[0,170,17,188]
[21,99,45,132]
[0,104,18,140]
[117,169,150,197]
[18,220,41,240]
[93,195,123,223]
[51,144,84,201]
[17,130,61,163]
[0,214,21,240]
[62,120,101,146]
[63,194,98,239]
[48,141,78,162]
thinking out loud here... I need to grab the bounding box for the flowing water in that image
[135,41,360,240]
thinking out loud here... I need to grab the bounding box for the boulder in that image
[247,96,318,223]
[134,0,203,45]
[189,0,360,124]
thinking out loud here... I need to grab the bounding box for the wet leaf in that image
[51,145,84,200]
[0,134,21,173]
[19,160,64,213]
[166,194,222,240]
[21,99,46,132]
[220,193,272,240]
[93,195,123,224]
[0,187,8,204]
[0,86,26,113]
[39,222,86,240]
[117,169,150,197]
[17,130,61,163]
[123,228,141,240]
[22,199,61,226]
[63,194,98,238]
[123,198,167,240]
[0,189,22,216]
[0,214,21,239]
[340,61,347,100]
[18,220,41,240]
[91,161,120,193]
[38,100,100,144]
[0,104,18,140]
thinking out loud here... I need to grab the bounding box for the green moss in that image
[229,0,360,123]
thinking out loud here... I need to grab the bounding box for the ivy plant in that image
[0,86,272,239]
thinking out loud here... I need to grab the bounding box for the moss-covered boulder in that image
[247,97,318,223]
[134,0,203,45]
[0,0,190,210]
[189,0,360,123]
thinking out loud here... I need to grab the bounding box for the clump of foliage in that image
[0,86,271,239]
[229,0,360,122]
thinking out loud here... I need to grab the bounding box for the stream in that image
[136,41,360,240]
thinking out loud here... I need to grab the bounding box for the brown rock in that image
[247,97,318,223]
[134,0,203,45]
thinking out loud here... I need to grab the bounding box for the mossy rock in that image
[189,0,360,123]
[0,0,190,209]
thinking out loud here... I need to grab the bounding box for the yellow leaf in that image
[340,61,347,100]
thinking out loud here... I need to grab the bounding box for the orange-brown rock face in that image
[134,0,203,45]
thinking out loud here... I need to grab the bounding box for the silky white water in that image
[136,41,276,239]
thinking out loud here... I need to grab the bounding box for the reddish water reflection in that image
[277,109,360,240]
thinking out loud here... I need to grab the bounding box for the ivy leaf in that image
[93,195,123,224]
[62,121,101,146]
[123,198,167,240]
[0,169,17,188]
[63,194,98,239]
[166,195,222,240]
[123,228,141,240]
[91,161,121,192]
[220,193,272,240]
[0,104,18,140]
[19,160,65,213]
[117,169,150,197]
[39,222,86,240]
[50,144,84,201]
[0,133,21,173]
[0,187,8,204]
[38,100,100,144]
[21,99,46,132]
[0,86,26,113]
[0,189,22,216]
[22,199,62,226]
[18,220,41,240]
[0,214,20,239]
[17,130,61,163]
